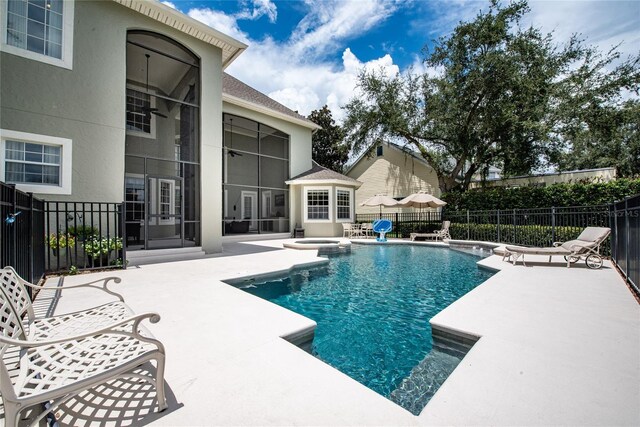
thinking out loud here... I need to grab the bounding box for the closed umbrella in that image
[398,191,446,222]
[360,194,398,218]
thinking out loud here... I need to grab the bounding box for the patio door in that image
[241,191,258,231]
[146,176,183,249]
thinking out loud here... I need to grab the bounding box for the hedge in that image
[448,223,611,256]
[442,178,640,211]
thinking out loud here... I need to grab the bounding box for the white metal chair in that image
[0,270,167,427]
[350,223,364,238]
[342,222,353,238]
[361,223,374,238]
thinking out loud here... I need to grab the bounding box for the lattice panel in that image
[16,328,158,398]
[1,267,32,321]
[30,302,134,340]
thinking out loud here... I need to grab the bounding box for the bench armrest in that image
[6,266,125,302]
[0,312,162,349]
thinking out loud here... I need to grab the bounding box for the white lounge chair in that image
[502,227,611,269]
[410,221,451,241]
[0,271,167,427]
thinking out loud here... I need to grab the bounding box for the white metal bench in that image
[1,266,135,340]
[0,267,167,426]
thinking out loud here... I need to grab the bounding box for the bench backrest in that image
[576,227,611,245]
[1,267,35,323]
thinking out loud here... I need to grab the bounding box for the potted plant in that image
[67,225,99,242]
[46,233,76,255]
[83,236,123,267]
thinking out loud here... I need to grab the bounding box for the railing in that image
[44,201,126,273]
[443,205,612,253]
[357,205,612,253]
[0,182,45,287]
[610,195,639,295]
[356,211,444,238]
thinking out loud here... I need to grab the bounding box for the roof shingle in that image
[222,73,318,127]
[288,161,361,186]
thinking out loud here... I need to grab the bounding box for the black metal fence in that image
[444,205,611,252]
[357,205,612,253]
[356,211,444,238]
[0,182,45,285]
[610,195,639,295]
[44,201,126,272]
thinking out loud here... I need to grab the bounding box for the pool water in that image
[238,245,493,413]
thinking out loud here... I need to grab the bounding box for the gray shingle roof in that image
[288,161,361,185]
[222,73,317,127]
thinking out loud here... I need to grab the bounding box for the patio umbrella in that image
[360,194,398,218]
[398,191,446,221]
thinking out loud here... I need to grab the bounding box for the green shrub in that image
[67,225,99,241]
[442,178,640,210]
[448,223,611,256]
[83,237,123,258]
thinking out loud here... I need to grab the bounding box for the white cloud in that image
[288,0,399,59]
[526,0,640,61]
[186,0,400,121]
[161,1,176,9]
[185,0,638,123]
[236,0,278,23]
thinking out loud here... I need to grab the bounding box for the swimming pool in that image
[237,244,493,414]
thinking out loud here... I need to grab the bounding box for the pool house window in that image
[305,187,331,222]
[336,187,353,222]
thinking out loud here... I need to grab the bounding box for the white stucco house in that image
[0,0,363,259]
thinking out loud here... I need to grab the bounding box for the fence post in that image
[10,184,17,268]
[609,202,618,265]
[497,209,501,242]
[466,209,470,240]
[551,206,556,244]
[119,203,127,270]
[27,192,34,284]
[513,209,516,244]
[625,197,629,280]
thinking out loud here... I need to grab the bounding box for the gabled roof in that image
[286,161,362,187]
[112,0,247,69]
[344,141,428,175]
[222,74,321,130]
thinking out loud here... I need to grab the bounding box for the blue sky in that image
[162,0,640,121]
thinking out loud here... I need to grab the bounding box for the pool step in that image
[389,346,464,415]
[126,247,206,266]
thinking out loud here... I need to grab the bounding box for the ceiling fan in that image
[141,53,167,119]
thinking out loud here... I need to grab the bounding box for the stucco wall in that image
[347,145,440,215]
[1,1,224,252]
[287,183,357,237]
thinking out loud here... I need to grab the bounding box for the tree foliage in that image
[441,178,640,210]
[307,105,349,172]
[554,100,640,177]
[342,0,640,192]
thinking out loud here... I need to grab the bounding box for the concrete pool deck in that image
[4,238,639,426]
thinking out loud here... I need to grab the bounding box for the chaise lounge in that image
[410,221,451,242]
[502,226,611,269]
